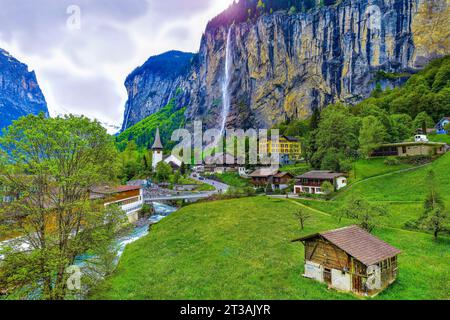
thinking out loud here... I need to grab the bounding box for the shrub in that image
[400,155,432,165]
[384,157,400,166]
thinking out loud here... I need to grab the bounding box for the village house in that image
[259,135,302,164]
[294,171,347,195]
[204,152,247,174]
[292,225,401,296]
[90,185,144,223]
[249,168,293,190]
[370,141,446,158]
[435,117,450,134]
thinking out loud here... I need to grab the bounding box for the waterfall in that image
[219,27,233,137]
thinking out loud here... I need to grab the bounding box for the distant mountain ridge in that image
[0,48,48,131]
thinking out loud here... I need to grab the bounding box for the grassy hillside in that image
[91,197,449,300]
[337,153,450,202]
[349,158,414,182]
[116,99,186,151]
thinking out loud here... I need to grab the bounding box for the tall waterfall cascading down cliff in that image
[120,0,450,132]
[219,27,233,136]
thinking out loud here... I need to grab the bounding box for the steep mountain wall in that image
[0,48,48,131]
[121,51,193,131]
[121,0,450,131]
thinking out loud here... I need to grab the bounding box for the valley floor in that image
[91,196,449,300]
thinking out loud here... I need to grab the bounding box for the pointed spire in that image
[152,127,163,150]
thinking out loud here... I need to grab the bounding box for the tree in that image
[180,162,187,176]
[389,114,414,142]
[321,181,335,200]
[422,207,449,240]
[118,141,141,182]
[358,116,388,158]
[294,208,311,230]
[155,162,172,183]
[413,112,434,133]
[338,196,387,232]
[418,170,449,239]
[311,104,360,170]
[79,205,127,296]
[423,170,444,213]
[173,171,181,185]
[0,114,120,300]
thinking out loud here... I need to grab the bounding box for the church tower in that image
[151,127,164,169]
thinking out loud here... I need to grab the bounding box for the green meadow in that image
[92,196,449,300]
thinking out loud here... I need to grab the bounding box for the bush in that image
[384,157,400,166]
[400,155,432,165]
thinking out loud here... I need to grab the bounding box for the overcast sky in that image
[0,0,234,132]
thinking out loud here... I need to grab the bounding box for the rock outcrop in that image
[0,48,48,131]
[121,50,193,131]
[121,0,450,131]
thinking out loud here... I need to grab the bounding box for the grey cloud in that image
[0,0,148,53]
[43,70,123,122]
[63,25,137,67]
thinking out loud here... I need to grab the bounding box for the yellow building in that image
[259,135,302,162]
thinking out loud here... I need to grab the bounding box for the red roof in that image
[294,225,401,266]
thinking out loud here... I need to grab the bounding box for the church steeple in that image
[152,128,164,169]
[152,127,163,150]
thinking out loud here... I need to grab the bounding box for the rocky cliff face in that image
[122,0,450,131]
[121,51,193,130]
[0,48,48,131]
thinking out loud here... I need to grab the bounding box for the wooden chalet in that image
[249,168,293,189]
[293,225,401,296]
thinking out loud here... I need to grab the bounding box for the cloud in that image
[43,69,123,121]
[0,0,234,133]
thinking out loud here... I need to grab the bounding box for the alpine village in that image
[0,0,449,301]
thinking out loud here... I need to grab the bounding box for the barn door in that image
[352,275,362,293]
[323,268,332,284]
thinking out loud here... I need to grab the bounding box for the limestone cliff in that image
[122,0,450,131]
[0,48,48,131]
[121,51,193,130]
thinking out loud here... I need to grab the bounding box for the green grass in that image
[350,158,414,182]
[296,199,423,230]
[91,197,449,300]
[337,153,450,202]
[207,172,251,188]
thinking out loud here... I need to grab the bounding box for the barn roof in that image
[293,225,401,266]
[296,171,346,180]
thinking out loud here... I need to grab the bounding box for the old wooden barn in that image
[293,225,401,296]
